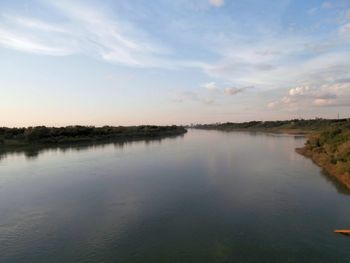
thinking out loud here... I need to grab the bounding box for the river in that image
[0,129,350,262]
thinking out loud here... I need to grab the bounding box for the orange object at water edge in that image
[334,230,350,236]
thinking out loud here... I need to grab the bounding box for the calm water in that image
[1,130,350,263]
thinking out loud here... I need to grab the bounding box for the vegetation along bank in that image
[0,125,187,147]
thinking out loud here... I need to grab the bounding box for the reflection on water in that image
[0,134,185,163]
[0,130,350,263]
[317,168,350,196]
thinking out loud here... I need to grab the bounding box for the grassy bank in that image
[296,126,350,190]
[0,125,187,147]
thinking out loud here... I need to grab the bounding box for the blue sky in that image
[0,0,349,126]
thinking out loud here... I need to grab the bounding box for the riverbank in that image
[195,118,350,190]
[296,128,350,190]
[0,125,187,147]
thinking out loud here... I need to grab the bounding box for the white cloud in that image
[267,101,278,109]
[267,96,297,110]
[268,80,350,110]
[209,0,224,7]
[313,98,332,106]
[289,86,310,96]
[201,82,218,91]
[281,96,292,104]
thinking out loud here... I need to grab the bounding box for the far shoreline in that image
[0,125,187,148]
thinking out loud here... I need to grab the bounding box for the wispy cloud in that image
[224,86,253,95]
[200,81,253,96]
[322,2,333,9]
[4,15,67,33]
[172,90,215,105]
[0,1,172,67]
[201,82,218,92]
[0,27,73,56]
[173,81,254,107]
[51,1,170,67]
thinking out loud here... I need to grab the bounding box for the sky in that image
[0,0,350,126]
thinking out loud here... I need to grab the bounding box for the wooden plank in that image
[334,230,350,235]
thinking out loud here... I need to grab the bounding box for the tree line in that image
[0,125,187,145]
[194,118,350,131]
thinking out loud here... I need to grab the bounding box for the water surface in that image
[1,130,350,263]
